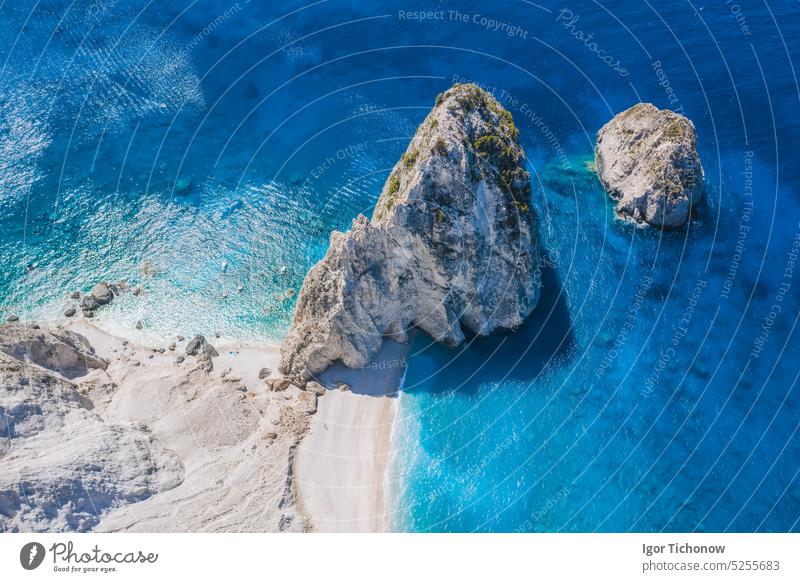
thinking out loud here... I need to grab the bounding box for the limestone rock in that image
[595,103,704,228]
[185,334,218,358]
[297,391,318,415]
[304,381,326,396]
[91,282,113,305]
[0,323,107,379]
[266,378,291,392]
[280,84,542,381]
[0,338,182,532]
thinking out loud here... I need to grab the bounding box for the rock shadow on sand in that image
[315,265,574,398]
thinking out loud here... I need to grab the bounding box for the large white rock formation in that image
[595,103,704,228]
[280,84,542,382]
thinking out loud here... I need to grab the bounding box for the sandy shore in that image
[295,338,408,532]
[62,320,401,532]
[296,391,397,532]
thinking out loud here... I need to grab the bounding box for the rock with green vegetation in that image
[595,103,704,228]
[280,83,542,382]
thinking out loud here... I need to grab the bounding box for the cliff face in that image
[280,84,542,382]
[595,103,704,229]
[0,324,183,532]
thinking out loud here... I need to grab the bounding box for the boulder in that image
[279,84,542,382]
[258,367,272,380]
[595,103,704,228]
[81,294,100,311]
[304,381,326,396]
[64,307,76,317]
[185,334,218,358]
[91,282,113,305]
[266,378,292,392]
[297,391,318,415]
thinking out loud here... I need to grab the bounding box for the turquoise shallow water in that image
[1,0,799,531]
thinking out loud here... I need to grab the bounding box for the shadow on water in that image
[404,264,575,396]
[315,265,573,398]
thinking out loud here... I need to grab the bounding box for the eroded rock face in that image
[0,330,183,532]
[595,103,704,228]
[0,324,108,379]
[280,84,542,382]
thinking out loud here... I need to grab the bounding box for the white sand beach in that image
[296,391,397,532]
[64,320,398,532]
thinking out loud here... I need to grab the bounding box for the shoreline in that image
[295,391,397,532]
[294,339,408,532]
[61,317,398,532]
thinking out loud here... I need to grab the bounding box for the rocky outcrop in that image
[185,334,218,358]
[0,324,108,379]
[595,103,704,228]
[0,325,183,532]
[280,84,542,382]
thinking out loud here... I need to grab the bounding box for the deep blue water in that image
[1,0,799,531]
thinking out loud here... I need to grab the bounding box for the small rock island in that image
[280,84,543,382]
[595,103,704,229]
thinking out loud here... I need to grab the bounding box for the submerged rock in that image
[174,176,193,196]
[595,103,704,228]
[280,84,542,382]
[539,155,601,197]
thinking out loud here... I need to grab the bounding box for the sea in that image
[1,0,798,531]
